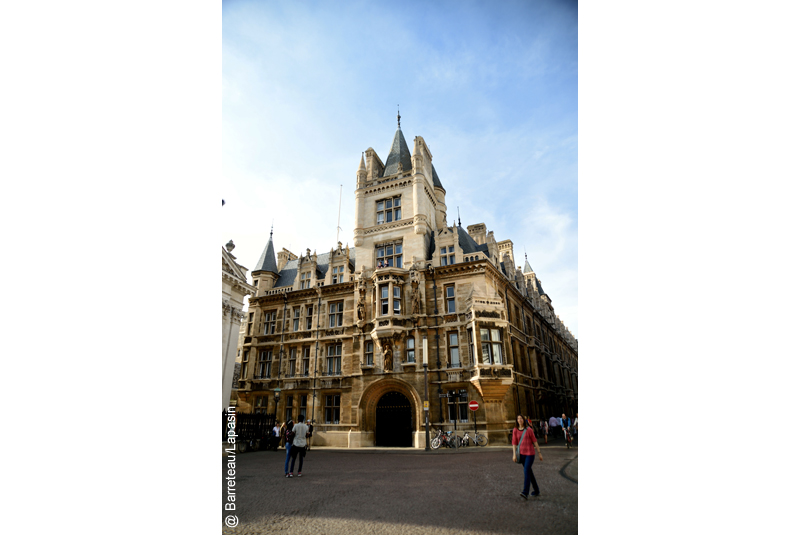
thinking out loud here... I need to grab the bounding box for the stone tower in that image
[353,112,447,272]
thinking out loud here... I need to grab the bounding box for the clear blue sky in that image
[222,0,578,337]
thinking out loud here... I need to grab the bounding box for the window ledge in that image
[402,361,417,367]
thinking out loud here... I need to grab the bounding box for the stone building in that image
[222,240,256,410]
[234,116,577,447]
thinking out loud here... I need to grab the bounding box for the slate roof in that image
[536,277,546,296]
[431,164,444,191]
[274,249,356,289]
[456,225,481,254]
[523,258,533,273]
[427,225,489,263]
[253,235,278,274]
[381,127,412,177]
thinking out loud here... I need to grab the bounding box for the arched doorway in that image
[375,391,412,447]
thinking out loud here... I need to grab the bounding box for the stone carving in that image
[476,310,501,319]
[382,343,393,371]
[357,298,365,321]
[411,283,420,315]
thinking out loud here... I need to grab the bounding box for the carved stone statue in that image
[411,284,420,315]
[357,298,365,321]
[383,343,393,371]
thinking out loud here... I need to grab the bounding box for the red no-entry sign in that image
[468,400,479,411]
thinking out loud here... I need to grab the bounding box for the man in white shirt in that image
[288,416,309,477]
[271,422,281,451]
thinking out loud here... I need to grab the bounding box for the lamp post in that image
[423,334,430,451]
[274,388,281,418]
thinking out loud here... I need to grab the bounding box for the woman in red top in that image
[512,414,544,499]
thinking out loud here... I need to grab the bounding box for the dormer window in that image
[440,246,455,266]
[331,266,344,284]
[300,272,311,289]
[377,196,401,225]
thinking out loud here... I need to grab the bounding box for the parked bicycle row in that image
[429,428,488,449]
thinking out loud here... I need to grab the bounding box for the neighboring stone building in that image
[222,240,256,410]
[234,115,577,447]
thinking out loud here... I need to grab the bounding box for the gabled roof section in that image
[381,127,412,177]
[431,164,444,191]
[273,249,357,289]
[254,234,278,274]
[222,247,248,284]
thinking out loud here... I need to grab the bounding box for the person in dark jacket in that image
[305,419,314,451]
[283,420,294,477]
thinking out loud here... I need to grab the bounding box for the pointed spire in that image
[254,229,279,274]
[523,252,533,273]
[358,152,366,172]
[382,114,412,177]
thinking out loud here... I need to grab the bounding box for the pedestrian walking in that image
[305,419,314,451]
[271,421,281,451]
[278,421,287,449]
[561,413,572,448]
[542,420,549,444]
[283,419,295,477]
[289,415,309,477]
[572,413,578,443]
[512,414,543,500]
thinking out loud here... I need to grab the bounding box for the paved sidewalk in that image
[222,440,577,535]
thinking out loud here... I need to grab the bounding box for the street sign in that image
[423,401,429,411]
[468,400,479,411]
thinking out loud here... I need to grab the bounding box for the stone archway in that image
[357,377,423,446]
[375,391,412,447]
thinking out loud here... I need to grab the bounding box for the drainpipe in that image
[311,289,322,426]
[278,292,288,380]
[427,265,444,425]
[504,286,521,417]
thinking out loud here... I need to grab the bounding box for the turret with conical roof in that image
[252,228,279,295]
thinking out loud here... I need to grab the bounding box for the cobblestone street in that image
[222,440,578,535]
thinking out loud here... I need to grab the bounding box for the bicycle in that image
[459,431,488,447]
[430,429,460,449]
[430,429,444,449]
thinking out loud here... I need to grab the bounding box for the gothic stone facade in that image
[235,121,577,447]
[222,241,255,411]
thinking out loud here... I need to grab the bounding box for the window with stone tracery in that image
[263,311,276,334]
[364,340,374,366]
[376,241,402,268]
[376,196,401,225]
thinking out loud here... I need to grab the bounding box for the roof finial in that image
[397,105,400,128]
[457,206,461,227]
[270,220,274,239]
